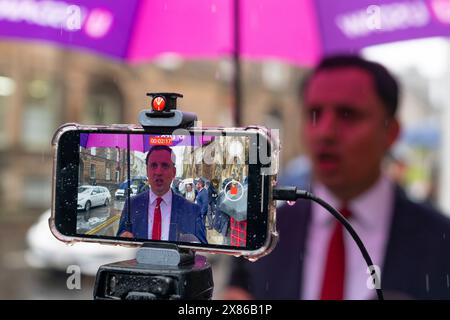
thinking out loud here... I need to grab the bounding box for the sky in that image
[363,37,450,79]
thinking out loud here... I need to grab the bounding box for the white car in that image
[25,210,138,276]
[77,185,111,211]
[114,185,138,200]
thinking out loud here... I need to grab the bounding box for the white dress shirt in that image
[302,175,395,300]
[148,189,173,241]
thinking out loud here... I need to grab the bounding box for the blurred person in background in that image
[208,178,220,222]
[226,179,247,247]
[171,177,184,196]
[184,183,196,202]
[224,54,450,300]
[213,178,233,243]
[206,180,218,211]
[195,178,210,228]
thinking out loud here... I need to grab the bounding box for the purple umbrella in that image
[3,0,446,126]
[1,0,448,66]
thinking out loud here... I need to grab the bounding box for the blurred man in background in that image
[196,178,210,228]
[225,55,450,299]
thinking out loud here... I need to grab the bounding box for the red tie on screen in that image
[152,197,163,240]
[320,206,352,300]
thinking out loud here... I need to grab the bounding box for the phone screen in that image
[54,128,272,252]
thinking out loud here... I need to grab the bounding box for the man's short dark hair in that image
[145,145,176,165]
[196,178,205,187]
[301,54,400,117]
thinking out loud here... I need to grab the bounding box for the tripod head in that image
[138,92,197,129]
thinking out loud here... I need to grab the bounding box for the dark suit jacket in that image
[229,186,450,299]
[196,188,209,216]
[117,191,207,244]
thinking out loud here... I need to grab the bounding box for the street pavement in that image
[0,216,232,299]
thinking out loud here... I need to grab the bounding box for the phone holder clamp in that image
[138,92,197,129]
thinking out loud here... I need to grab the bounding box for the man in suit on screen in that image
[117,145,207,244]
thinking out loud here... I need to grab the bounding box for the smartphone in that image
[50,123,279,259]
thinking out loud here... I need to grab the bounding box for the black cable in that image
[273,186,384,301]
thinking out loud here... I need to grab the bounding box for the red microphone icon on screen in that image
[230,182,238,195]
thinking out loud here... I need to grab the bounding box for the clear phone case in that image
[50,123,279,261]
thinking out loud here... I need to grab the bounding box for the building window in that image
[115,170,120,183]
[106,167,111,180]
[261,62,290,91]
[0,75,15,149]
[90,164,96,179]
[24,176,52,208]
[264,108,283,130]
[84,80,123,125]
[264,108,284,164]
[106,148,111,160]
[79,159,84,185]
[91,147,96,156]
[21,78,62,152]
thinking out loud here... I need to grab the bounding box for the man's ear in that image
[171,166,177,179]
[386,117,400,149]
